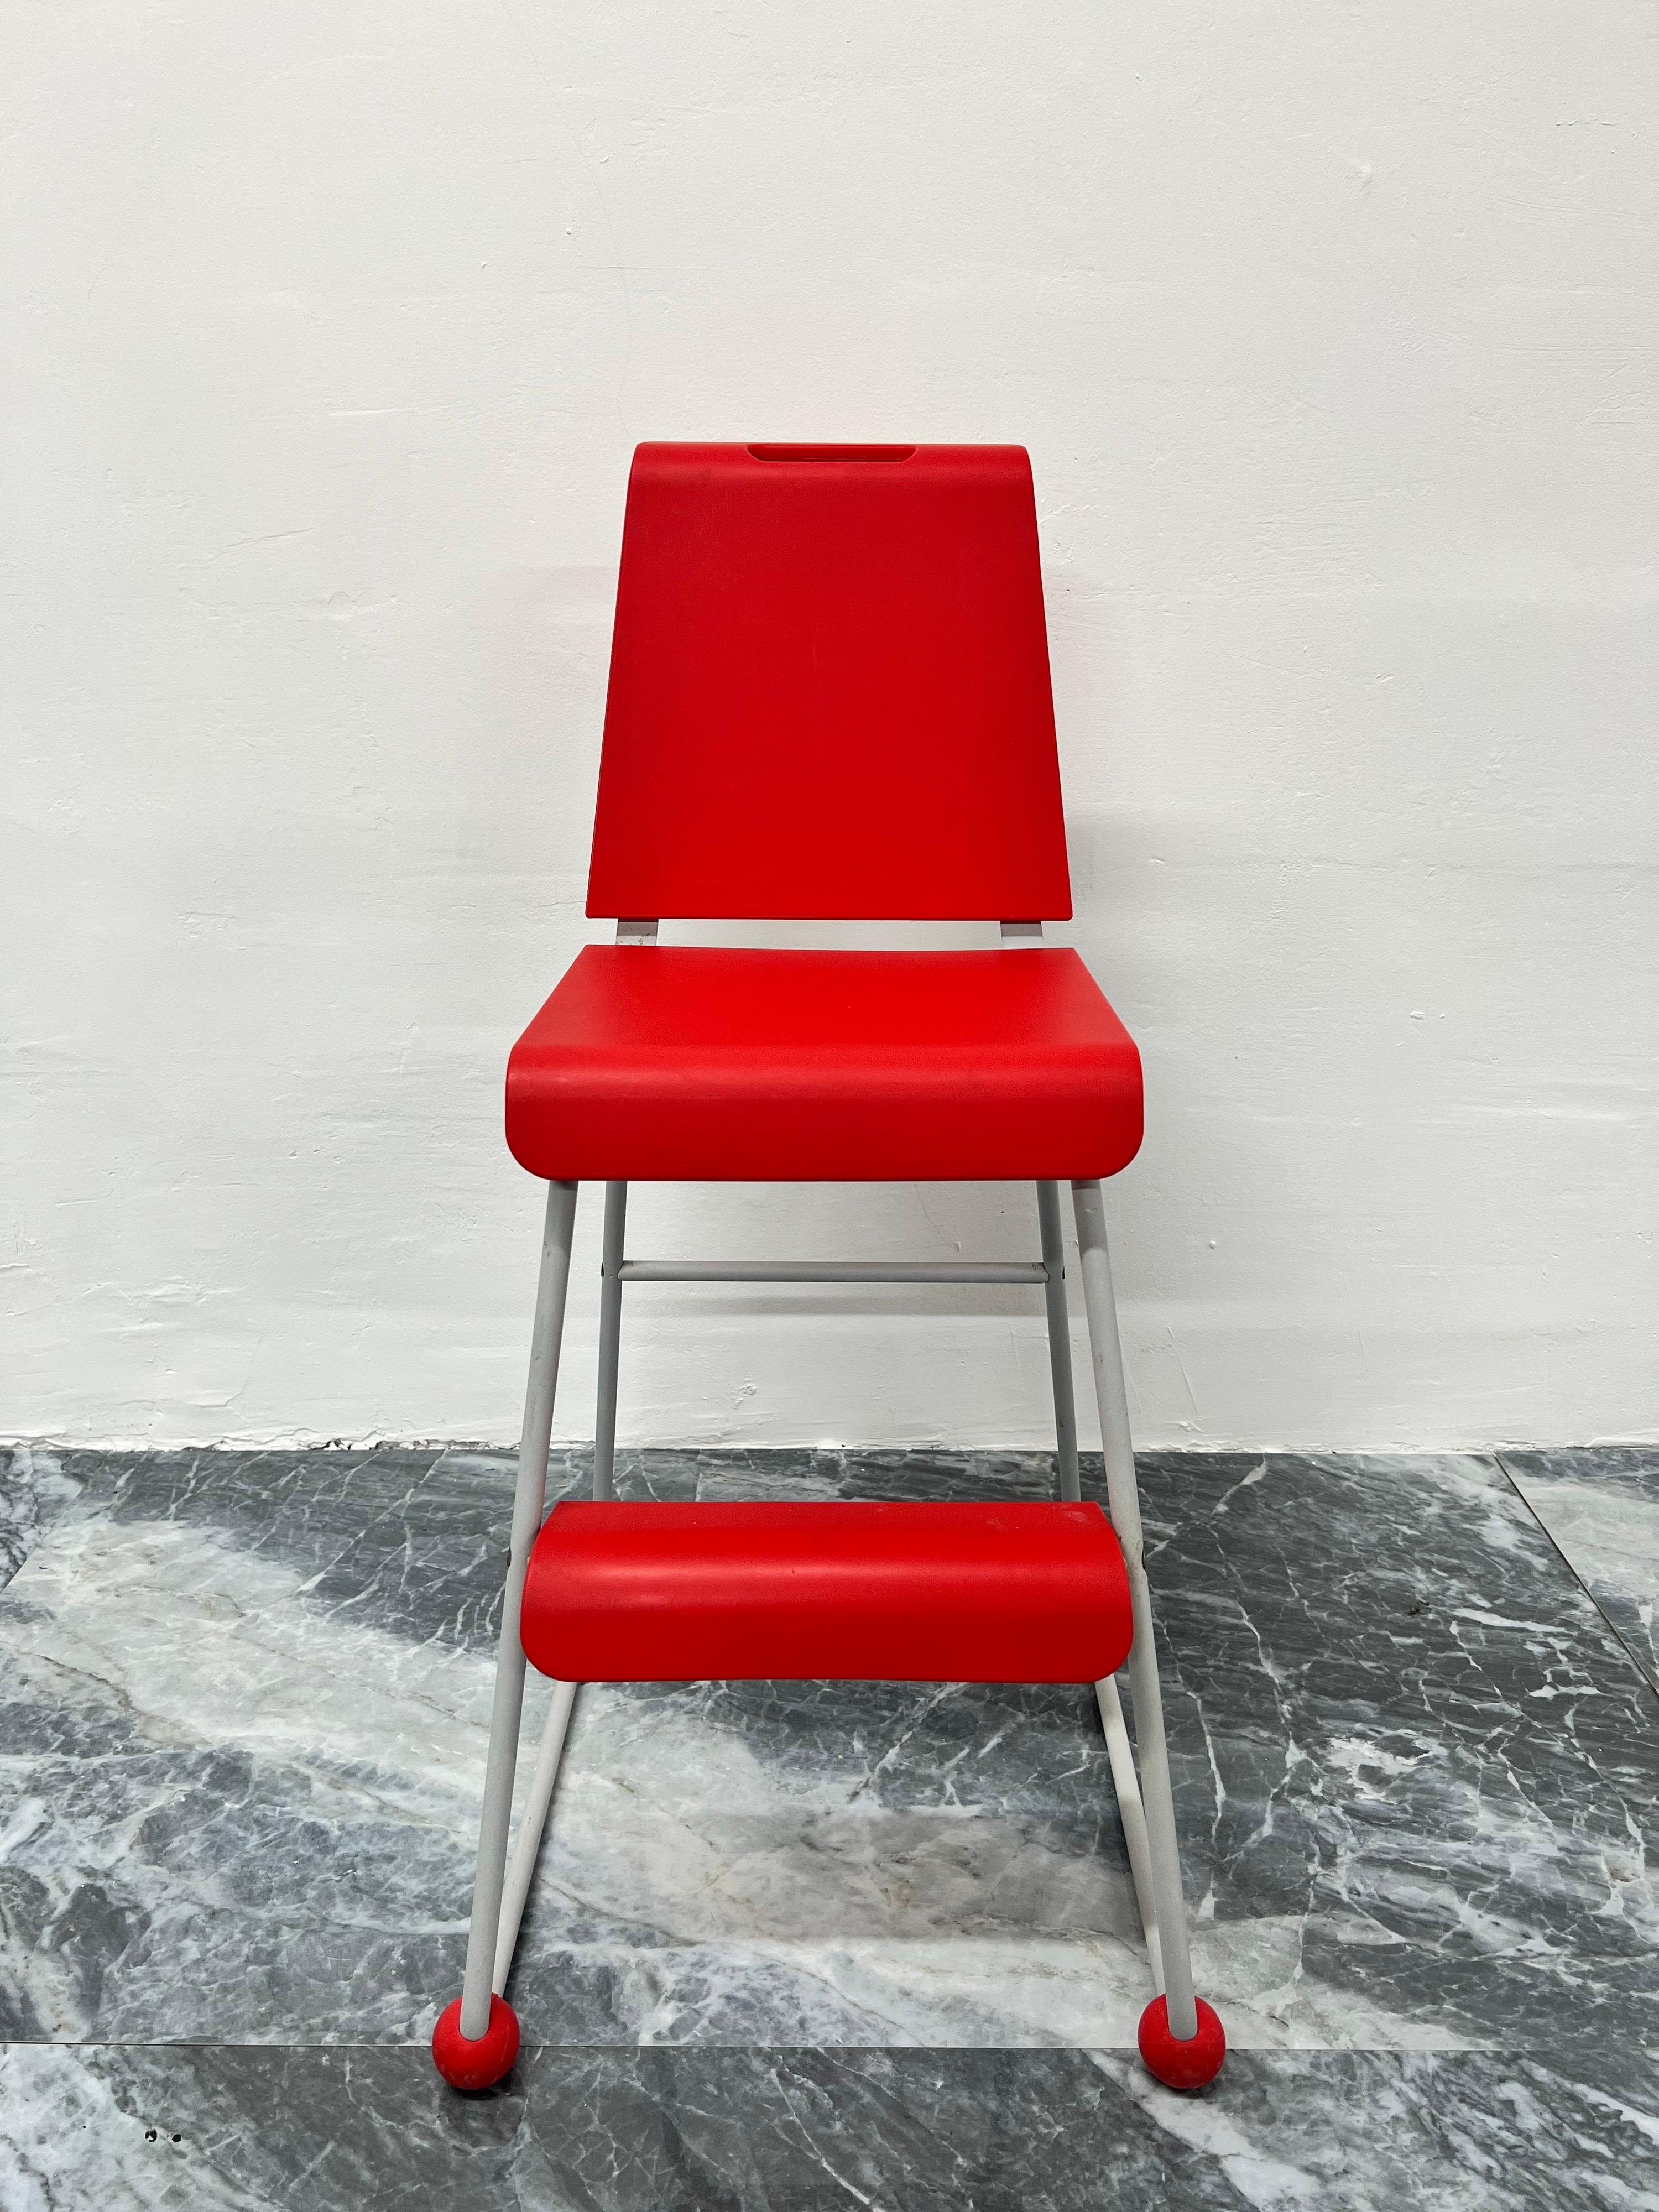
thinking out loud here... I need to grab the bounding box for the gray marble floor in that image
[1500,1448,1659,1694]
[1,1441,1655,2209]
[4,2043,1657,2211]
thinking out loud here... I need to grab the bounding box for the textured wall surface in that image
[5,3,1656,1449]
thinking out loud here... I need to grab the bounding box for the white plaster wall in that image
[5,3,1656,1451]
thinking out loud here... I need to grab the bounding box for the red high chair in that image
[431,441,1226,2094]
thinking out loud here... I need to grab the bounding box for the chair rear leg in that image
[1036,1181,1081,1501]
[1093,1671,1163,1992]
[1072,1178,1225,2089]
[592,1181,627,1500]
[493,1677,580,1992]
[432,1178,578,2090]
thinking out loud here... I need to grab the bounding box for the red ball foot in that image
[1138,1994,1227,2090]
[431,1995,520,2090]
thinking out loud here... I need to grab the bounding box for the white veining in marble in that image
[1087,2048,1659,2212]
[1502,1450,1659,1693]
[0,1447,84,1589]
[8,1515,500,1797]
[0,2044,269,2212]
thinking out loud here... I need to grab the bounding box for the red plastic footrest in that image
[1138,1995,1227,2090]
[431,1995,520,2090]
[520,1499,1132,1684]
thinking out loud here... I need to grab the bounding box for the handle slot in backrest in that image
[747,443,915,463]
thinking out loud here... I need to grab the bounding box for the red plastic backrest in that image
[585,442,1072,920]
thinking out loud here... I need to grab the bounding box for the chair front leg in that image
[1071,1178,1199,2043]
[458,1178,579,2039]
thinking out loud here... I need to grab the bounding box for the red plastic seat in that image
[520,1500,1133,1683]
[505,944,1142,1182]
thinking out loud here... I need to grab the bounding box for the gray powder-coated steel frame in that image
[455,924,1200,2046]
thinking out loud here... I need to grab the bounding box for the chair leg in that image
[492,1677,580,1992]
[1093,1671,1163,1992]
[1072,1178,1225,2089]
[1036,1181,1081,1501]
[593,1181,627,1500]
[432,1178,578,2090]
